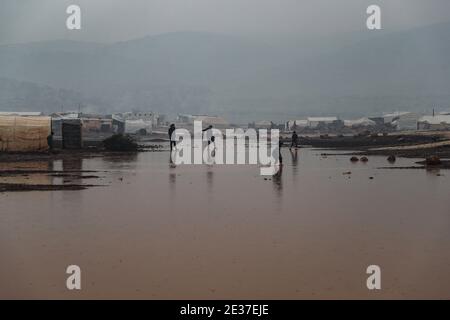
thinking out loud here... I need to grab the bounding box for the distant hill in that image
[0,77,107,114]
[1,24,450,122]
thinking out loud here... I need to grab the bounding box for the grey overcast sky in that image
[1,0,450,44]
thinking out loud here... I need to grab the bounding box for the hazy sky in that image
[1,0,450,44]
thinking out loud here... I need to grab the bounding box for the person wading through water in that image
[168,124,176,151]
[290,131,298,149]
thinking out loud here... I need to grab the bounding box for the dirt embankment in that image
[301,132,450,159]
[299,133,443,150]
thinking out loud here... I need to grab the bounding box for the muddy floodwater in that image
[1,147,450,299]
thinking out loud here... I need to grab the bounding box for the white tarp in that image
[344,117,376,127]
[418,115,450,125]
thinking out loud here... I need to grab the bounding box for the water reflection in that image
[206,167,214,197]
[272,164,283,203]
[103,153,138,164]
[169,151,177,168]
[62,158,83,184]
[290,148,299,167]
[425,167,441,176]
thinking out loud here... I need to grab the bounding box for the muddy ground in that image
[301,132,450,158]
[298,133,444,150]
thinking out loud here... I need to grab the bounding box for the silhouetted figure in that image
[168,124,176,151]
[47,131,54,152]
[203,125,213,145]
[290,131,298,149]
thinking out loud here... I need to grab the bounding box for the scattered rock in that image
[387,155,396,163]
[350,156,359,162]
[369,177,374,180]
[360,156,369,163]
[343,171,352,175]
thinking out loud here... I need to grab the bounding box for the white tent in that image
[286,120,308,131]
[344,117,376,127]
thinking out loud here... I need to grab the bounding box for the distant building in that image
[417,115,450,131]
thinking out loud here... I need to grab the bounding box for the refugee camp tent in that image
[193,115,229,128]
[383,112,419,130]
[253,120,274,130]
[61,119,83,149]
[177,114,229,129]
[0,116,51,152]
[344,117,376,128]
[286,120,308,131]
[417,115,450,130]
[307,117,340,128]
[124,119,152,135]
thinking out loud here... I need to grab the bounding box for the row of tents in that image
[0,111,160,152]
[286,112,450,132]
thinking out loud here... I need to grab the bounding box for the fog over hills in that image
[1,22,449,123]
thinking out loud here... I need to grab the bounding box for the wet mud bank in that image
[298,133,443,149]
[0,183,102,192]
[308,132,450,159]
[0,149,141,193]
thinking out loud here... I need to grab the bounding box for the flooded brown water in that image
[1,147,450,299]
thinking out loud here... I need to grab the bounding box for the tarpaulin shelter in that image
[0,116,51,152]
[124,119,152,135]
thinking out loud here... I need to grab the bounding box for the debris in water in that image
[387,155,396,163]
[103,134,138,152]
